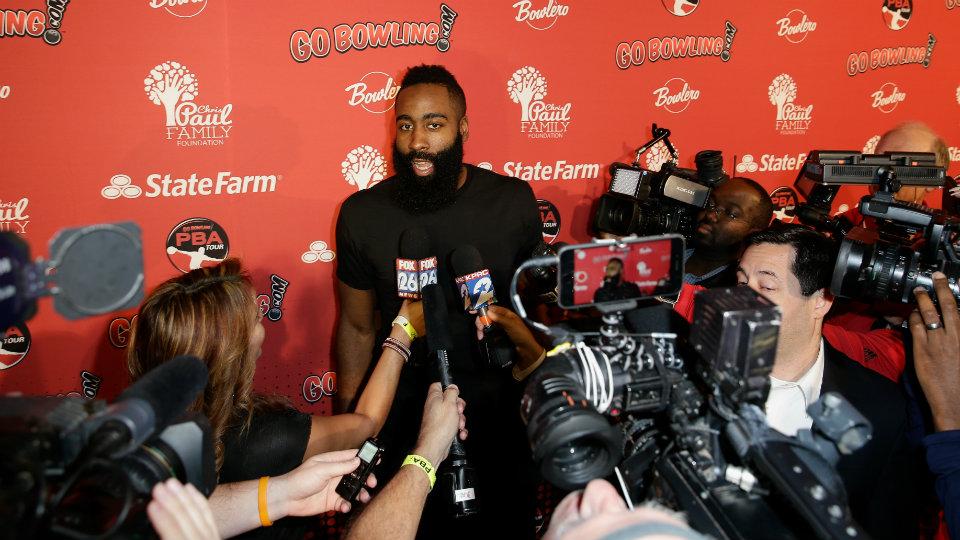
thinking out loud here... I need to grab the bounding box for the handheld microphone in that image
[451,245,516,369]
[398,228,438,299]
[422,282,478,517]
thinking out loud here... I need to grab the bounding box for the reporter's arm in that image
[334,280,376,413]
[475,305,545,380]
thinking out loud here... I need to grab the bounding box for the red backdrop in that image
[2,0,959,411]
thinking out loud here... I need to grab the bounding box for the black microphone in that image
[450,245,516,369]
[422,284,478,517]
[86,355,209,458]
[398,227,438,299]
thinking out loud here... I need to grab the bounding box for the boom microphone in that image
[450,245,516,369]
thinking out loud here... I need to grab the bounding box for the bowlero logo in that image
[770,187,799,223]
[108,315,138,348]
[864,135,880,153]
[768,73,813,135]
[166,217,229,273]
[149,0,207,18]
[0,0,71,45]
[845,34,935,76]
[949,0,959,10]
[507,66,572,139]
[871,82,906,113]
[616,21,736,69]
[645,142,678,172]
[538,199,561,243]
[776,9,817,43]
[653,77,700,113]
[0,197,30,234]
[303,372,338,403]
[881,0,912,30]
[144,60,234,147]
[345,71,399,113]
[0,323,30,370]
[342,145,386,190]
[513,0,569,30]
[661,0,699,16]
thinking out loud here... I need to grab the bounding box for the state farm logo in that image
[0,197,30,235]
[502,160,601,181]
[513,0,569,30]
[108,315,138,348]
[342,145,386,190]
[345,71,399,114]
[736,153,807,174]
[653,78,700,113]
[0,323,30,370]
[770,187,799,223]
[102,172,280,199]
[302,240,336,263]
[149,0,207,18]
[538,199,561,243]
[662,0,699,16]
[881,0,912,30]
[776,9,817,44]
[507,66,571,139]
[645,142,678,171]
[0,1,71,45]
[864,135,880,153]
[871,82,906,113]
[768,74,813,135]
[165,217,229,273]
[144,60,234,147]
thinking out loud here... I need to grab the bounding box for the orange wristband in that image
[258,476,273,527]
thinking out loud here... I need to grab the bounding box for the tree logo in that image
[776,9,817,44]
[0,323,30,370]
[148,0,208,18]
[768,73,813,135]
[770,187,799,223]
[881,0,912,30]
[537,199,561,243]
[863,135,881,154]
[645,142,678,171]
[341,146,386,190]
[507,66,572,139]
[871,82,906,113]
[661,0,700,16]
[345,71,399,114]
[513,0,570,31]
[144,60,234,147]
[165,217,229,273]
[652,77,700,114]
[736,154,759,173]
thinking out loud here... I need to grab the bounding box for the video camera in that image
[510,237,871,540]
[593,125,728,238]
[794,151,958,304]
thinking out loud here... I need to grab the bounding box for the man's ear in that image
[811,288,833,321]
[459,115,469,142]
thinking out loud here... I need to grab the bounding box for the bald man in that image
[872,121,950,205]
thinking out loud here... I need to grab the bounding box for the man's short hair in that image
[877,121,950,167]
[745,223,835,296]
[731,176,774,229]
[399,64,467,118]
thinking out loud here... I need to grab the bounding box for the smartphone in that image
[557,235,685,309]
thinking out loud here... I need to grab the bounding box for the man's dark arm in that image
[334,279,376,413]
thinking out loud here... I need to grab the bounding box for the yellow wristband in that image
[393,315,418,341]
[258,476,272,527]
[402,454,436,489]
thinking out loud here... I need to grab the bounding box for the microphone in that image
[450,245,516,369]
[86,355,209,458]
[398,227,438,299]
[422,284,479,517]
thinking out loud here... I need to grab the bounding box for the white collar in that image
[765,339,825,436]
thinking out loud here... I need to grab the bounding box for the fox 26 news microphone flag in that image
[397,227,438,299]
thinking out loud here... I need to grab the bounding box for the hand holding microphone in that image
[451,245,516,369]
[472,305,546,379]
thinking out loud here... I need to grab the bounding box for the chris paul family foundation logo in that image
[342,145,387,190]
[144,60,234,147]
[768,73,813,135]
[0,0,71,45]
[0,197,30,234]
[507,66,571,139]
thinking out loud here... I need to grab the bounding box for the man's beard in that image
[392,134,464,214]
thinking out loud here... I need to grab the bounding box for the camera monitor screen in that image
[558,236,684,309]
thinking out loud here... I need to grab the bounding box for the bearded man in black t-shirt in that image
[334,65,542,539]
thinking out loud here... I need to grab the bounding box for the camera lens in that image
[694,150,725,185]
[834,234,918,303]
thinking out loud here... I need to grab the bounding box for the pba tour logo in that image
[653,78,700,113]
[0,197,30,234]
[871,83,906,113]
[258,274,289,322]
[0,323,30,370]
[846,34,935,76]
[507,66,572,139]
[776,9,817,44]
[149,0,206,18]
[290,4,459,62]
[881,0,912,30]
[345,71,399,113]
[770,187,800,223]
[108,315,138,348]
[342,145,387,190]
[768,74,813,135]
[144,60,234,147]
[102,172,280,199]
[166,217,229,273]
[513,0,569,30]
[303,372,338,403]
[615,21,736,69]
[736,152,808,174]
[662,0,699,16]
[538,199,561,243]
[0,0,71,45]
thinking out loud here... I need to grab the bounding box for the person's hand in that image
[414,382,467,465]
[475,305,545,369]
[147,479,220,540]
[909,271,960,432]
[272,449,377,516]
[398,299,426,340]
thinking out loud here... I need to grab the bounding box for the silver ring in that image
[926,322,943,331]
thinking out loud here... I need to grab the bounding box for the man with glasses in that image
[684,176,774,286]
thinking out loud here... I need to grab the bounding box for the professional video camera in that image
[510,237,871,540]
[794,151,958,303]
[593,125,728,238]
[0,356,215,539]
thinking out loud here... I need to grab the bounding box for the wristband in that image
[258,476,273,527]
[402,454,436,489]
[393,315,418,341]
[512,348,547,382]
[382,338,410,363]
